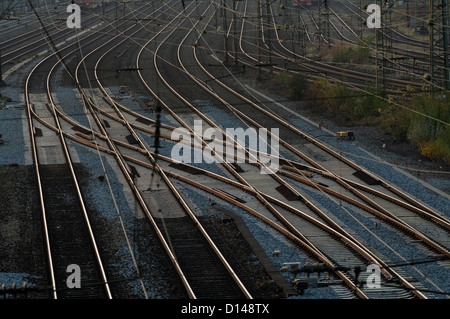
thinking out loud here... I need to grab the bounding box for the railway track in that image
[191,36,450,259]
[2,0,448,300]
[152,1,450,297]
[204,0,410,98]
[125,1,448,298]
[328,0,447,87]
[24,44,112,299]
[39,0,253,299]
[19,1,167,299]
[270,2,439,90]
[43,118,442,300]
[0,5,103,74]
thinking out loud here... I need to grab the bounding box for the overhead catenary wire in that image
[23,1,450,207]
[52,0,449,220]
[24,0,167,299]
[8,0,444,94]
[153,0,449,298]
[6,0,446,300]
[73,22,150,299]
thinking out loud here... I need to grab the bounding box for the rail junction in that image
[0,0,449,300]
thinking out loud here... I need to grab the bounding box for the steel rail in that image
[133,1,258,299]
[89,8,252,299]
[21,1,155,298]
[191,25,450,256]
[46,53,113,300]
[268,2,431,90]
[119,151,427,300]
[148,2,336,263]
[22,23,112,298]
[25,102,371,298]
[24,56,57,300]
[22,1,442,300]
[25,49,113,300]
[183,10,437,299]
[73,0,243,299]
[146,2,427,299]
[29,94,440,299]
[74,1,197,299]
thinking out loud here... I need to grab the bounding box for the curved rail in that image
[25,44,112,300]
[78,0,252,299]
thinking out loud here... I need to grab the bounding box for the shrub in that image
[273,73,449,164]
[272,71,308,100]
[318,43,372,66]
[407,92,450,163]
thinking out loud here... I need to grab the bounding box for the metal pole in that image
[0,48,7,87]
[319,0,330,44]
[265,0,273,76]
[257,0,261,80]
[375,17,379,90]
[429,0,434,87]
[232,0,238,64]
[406,0,410,27]
[222,0,229,62]
[359,0,362,38]
[382,0,391,89]
[442,0,449,89]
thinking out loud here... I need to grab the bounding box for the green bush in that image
[407,92,450,164]
[272,71,308,100]
[274,73,449,164]
[303,78,384,125]
[378,103,411,141]
[332,45,371,65]
[317,42,372,66]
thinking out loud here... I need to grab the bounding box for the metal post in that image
[441,0,449,90]
[428,0,449,89]
[429,0,434,88]
[257,0,261,80]
[265,0,273,76]
[406,0,410,27]
[318,0,330,45]
[375,0,380,90]
[232,0,238,64]
[0,48,7,87]
[374,0,391,91]
[222,0,229,62]
[1,0,9,87]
